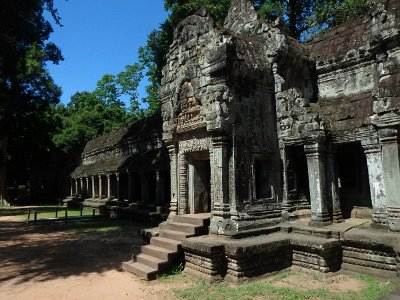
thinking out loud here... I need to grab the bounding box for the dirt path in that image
[0,213,187,300]
[0,209,392,300]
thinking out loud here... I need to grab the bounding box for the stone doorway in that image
[287,145,310,208]
[337,142,372,218]
[187,152,211,214]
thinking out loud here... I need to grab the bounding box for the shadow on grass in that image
[0,206,60,217]
[0,217,154,285]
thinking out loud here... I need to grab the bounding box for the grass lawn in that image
[0,205,153,235]
[27,207,96,220]
[172,270,395,300]
[0,205,98,220]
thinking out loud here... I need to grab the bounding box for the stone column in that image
[155,170,162,205]
[116,173,120,200]
[86,178,89,198]
[327,147,342,222]
[211,136,230,214]
[127,171,133,202]
[107,174,111,199]
[70,178,74,196]
[80,177,85,196]
[280,145,290,219]
[379,128,400,231]
[362,143,387,226]
[91,176,95,198]
[168,144,178,217]
[178,153,188,214]
[305,142,331,226]
[140,173,147,202]
[75,178,79,196]
[98,175,102,199]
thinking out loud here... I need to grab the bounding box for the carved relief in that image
[277,88,327,138]
[176,82,205,133]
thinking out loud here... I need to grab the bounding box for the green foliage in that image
[158,262,186,281]
[165,0,231,28]
[53,63,144,151]
[253,0,368,40]
[0,0,63,185]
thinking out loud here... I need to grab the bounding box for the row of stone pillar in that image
[70,173,120,200]
[282,132,400,231]
[70,170,167,204]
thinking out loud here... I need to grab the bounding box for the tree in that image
[0,0,63,186]
[53,63,144,152]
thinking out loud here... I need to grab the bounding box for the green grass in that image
[0,205,153,235]
[173,272,395,300]
[27,208,95,219]
[46,218,152,235]
[157,262,186,282]
[0,205,60,217]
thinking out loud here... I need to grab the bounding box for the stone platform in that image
[182,219,400,284]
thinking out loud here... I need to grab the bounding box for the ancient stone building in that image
[160,0,400,234]
[155,0,400,282]
[69,114,170,215]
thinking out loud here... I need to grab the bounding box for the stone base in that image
[182,222,400,284]
[387,207,400,232]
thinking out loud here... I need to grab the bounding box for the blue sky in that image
[46,0,168,105]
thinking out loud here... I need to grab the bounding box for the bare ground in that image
[0,208,378,300]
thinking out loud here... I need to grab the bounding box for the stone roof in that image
[83,113,163,154]
[307,13,370,62]
[71,148,168,178]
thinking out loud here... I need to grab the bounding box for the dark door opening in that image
[188,152,211,214]
[337,142,371,218]
[287,145,310,206]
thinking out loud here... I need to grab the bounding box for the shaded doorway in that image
[337,142,371,218]
[286,145,310,207]
[188,152,211,214]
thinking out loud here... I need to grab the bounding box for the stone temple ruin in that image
[74,0,400,282]
[68,114,170,221]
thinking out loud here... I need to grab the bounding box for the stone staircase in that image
[122,213,210,280]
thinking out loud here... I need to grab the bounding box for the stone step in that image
[151,236,181,251]
[159,229,193,241]
[135,253,168,269]
[141,244,176,260]
[122,261,157,280]
[166,222,199,234]
[174,214,210,226]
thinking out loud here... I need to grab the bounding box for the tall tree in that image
[53,63,143,152]
[0,0,63,186]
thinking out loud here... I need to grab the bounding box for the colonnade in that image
[70,170,168,204]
